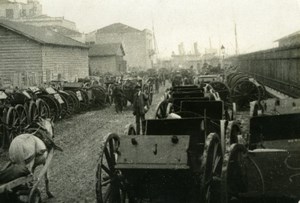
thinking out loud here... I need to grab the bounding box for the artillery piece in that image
[222,113,300,203]
[96,87,243,202]
[155,85,236,120]
[226,73,266,109]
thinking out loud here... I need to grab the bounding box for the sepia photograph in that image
[0,0,300,202]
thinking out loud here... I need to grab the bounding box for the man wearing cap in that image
[133,84,148,135]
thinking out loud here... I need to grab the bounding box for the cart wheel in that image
[96,133,129,203]
[29,188,42,203]
[231,81,261,109]
[225,121,242,146]
[221,144,248,203]
[36,98,50,119]
[65,90,80,113]
[210,81,231,103]
[201,133,223,203]
[6,107,19,146]
[28,101,39,123]
[154,100,168,119]
[15,104,28,133]
[124,124,136,135]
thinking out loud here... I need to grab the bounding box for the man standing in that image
[113,84,124,113]
[133,84,148,135]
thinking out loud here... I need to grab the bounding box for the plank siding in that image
[227,46,300,97]
[0,26,42,87]
[89,56,117,75]
[42,46,89,82]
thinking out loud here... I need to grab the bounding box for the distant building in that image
[89,43,126,75]
[275,30,300,47]
[13,15,85,43]
[0,20,89,87]
[91,23,154,70]
[0,0,42,19]
[171,53,202,71]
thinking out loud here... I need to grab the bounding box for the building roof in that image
[96,23,142,34]
[89,43,125,57]
[0,19,88,48]
[275,30,300,42]
[42,25,82,37]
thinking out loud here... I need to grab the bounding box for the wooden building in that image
[0,19,89,87]
[89,43,126,75]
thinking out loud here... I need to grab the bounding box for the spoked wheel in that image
[65,90,80,113]
[210,81,231,103]
[231,81,261,108]
[201,133,223,203]
[28,101,39,124]
[39,95,60,121]
[79,90,89,111]
[221,144,248,203]
[6,107,19,146]
[96,133,129,203]
[15,104,28,133]
[124,124,136,135]
[153,100,168,119]
[225,121,242,145]
[59,91,75,116]
[36,98,50,119]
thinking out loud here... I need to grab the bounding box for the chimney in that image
[178,42,185,55]
[194,42,199,55]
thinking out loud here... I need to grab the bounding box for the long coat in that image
[133,91,148,115]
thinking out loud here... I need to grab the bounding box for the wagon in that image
[155,85,235,120]
[96,95,242,202]
[222,113,300,203]
[226,73,266,109]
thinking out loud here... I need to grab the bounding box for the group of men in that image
[111,83,149,135]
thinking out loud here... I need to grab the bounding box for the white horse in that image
[8,117,61,198]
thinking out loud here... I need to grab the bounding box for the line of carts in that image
[0,77,154,203]
[0,81,108,150]
[96,77,300,202]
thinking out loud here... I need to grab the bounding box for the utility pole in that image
[234,22,239,55]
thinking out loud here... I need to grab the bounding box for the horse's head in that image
[37,117,54,138]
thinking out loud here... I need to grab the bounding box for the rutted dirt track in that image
[39,87,163,203]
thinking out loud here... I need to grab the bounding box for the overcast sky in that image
[38,0,300,57]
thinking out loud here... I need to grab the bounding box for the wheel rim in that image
[37,99,50,119]
[202,133,223,203]
[29,101,39,123]
[15,104,28,132]
[6,107,19,146]
[231,81,261,108]
[222,144,248,203]
[96,133,127,203]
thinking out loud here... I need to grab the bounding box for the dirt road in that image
[38,86,164,203]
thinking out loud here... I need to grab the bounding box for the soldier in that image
[133,84,148,135]
[112,84,124,113]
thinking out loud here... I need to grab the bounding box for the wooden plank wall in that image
[0,26,43,88]
[42,46,89,82]
[226,46,300,97]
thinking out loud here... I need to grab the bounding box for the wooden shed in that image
[0,19,89,87]
[89,43,126,75]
